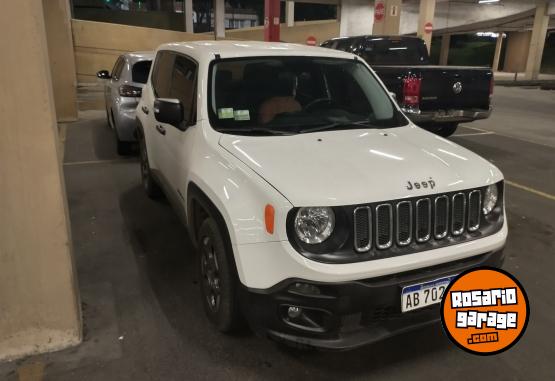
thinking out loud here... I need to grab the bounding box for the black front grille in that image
[375,204,393,249]
[396,201,412,246]
[353,188,486,253]
[354,207,371,252]
[452,193,466,236]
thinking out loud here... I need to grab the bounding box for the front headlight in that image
[483,184,499,215]
[294,207,335,244]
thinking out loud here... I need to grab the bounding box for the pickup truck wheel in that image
[139,137,162,199]
[197,217,242,332]
[434,123,458,137]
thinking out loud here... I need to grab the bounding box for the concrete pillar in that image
[214,0,225,39]
[340,0,374,37]
[286,1,295,27]
[0,0,81,362]
[264,0,281,42]
[525,1,549,80]
[373,0,401,36]
[504,31,532,73]
[492,33,504,71]
[439,34,450,66]
[417,0,436,54]
[42,0,78,122]
[184,0,194,33]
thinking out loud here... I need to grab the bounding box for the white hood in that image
[219,125,503,207]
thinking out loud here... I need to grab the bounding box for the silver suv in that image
[97,52,153,155]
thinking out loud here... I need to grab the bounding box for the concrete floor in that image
[1,86,554,380]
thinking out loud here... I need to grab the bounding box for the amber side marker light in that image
[265,204,275,234]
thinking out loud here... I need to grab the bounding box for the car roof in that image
[124,51,155,63]
[156,40,357,62]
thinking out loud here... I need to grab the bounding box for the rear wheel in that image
[433,123,458,137]
[197,217,242,332]
[139,135,162,199]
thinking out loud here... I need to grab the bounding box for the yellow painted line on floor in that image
[17,361,44,381]
[505,180,555,201]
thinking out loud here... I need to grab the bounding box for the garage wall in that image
[72,19,209,83]
[225,20,339,45]
[72,19,339,83]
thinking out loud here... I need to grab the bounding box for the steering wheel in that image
[305,97,332,111]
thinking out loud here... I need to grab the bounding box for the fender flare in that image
[186,182,239,274]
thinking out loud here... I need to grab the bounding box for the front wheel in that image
[197,217,243,332]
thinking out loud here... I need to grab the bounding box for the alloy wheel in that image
[200,235,221,313]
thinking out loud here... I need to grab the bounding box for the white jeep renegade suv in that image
[136,41,507,350]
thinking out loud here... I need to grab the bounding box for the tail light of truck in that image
[402,75,421,111]
[119,85,142,98]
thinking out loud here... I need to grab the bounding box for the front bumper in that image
[404,107,492,124]
[240,249,504,350]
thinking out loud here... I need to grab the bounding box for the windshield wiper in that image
[299,120,375,134]
[217,127,295,136]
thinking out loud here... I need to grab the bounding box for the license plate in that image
[401,275,456,313]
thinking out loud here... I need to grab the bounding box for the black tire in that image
[197,217,242,332]
[116,138,133,156]
[139,135,162,199]
[433,123,458,137]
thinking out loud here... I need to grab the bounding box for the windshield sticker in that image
[234,110,250,121]
[218,108,234,119]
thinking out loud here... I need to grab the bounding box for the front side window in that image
[169,55,197,124]
[151,51,175,98]
[208,56,407,135]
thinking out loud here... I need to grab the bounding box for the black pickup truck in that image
[321,36,493,136]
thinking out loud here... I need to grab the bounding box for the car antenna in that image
[215,53,221,60]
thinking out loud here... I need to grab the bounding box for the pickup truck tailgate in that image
[373,65,493,112]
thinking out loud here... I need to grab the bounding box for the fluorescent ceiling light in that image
[478,0,500,4]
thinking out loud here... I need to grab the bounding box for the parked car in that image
[321,36,493,137]
[136,41,506,350]
[97,52,154,155]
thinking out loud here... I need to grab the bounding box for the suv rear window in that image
[132,60,152,84]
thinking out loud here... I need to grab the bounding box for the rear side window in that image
[151,51,175,98]
[361,38,430,65]
[132,60,152,84]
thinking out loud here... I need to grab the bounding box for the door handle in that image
[141,105,149,114]
[155,125,166,135]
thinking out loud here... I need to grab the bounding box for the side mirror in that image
[97,70,111,79]
[154,98,184,128]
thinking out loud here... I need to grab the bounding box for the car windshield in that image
[208,56,408,135]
